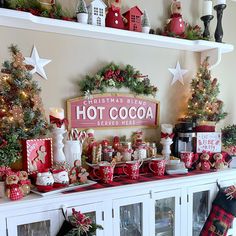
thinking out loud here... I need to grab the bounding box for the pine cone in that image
[212,78,218,87]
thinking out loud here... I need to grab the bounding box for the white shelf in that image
[0,8,234,68]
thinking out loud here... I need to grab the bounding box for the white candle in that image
[215,0,226,5]
[202,0,213,16]
[161,124,173,134]
[49,108,64,120]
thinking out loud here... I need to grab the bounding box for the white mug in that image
[64,140,82,167]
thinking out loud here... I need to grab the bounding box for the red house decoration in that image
[123,6,143,32]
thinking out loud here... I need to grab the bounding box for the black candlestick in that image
[0,0,5,7]
[214,4,227,43]
[201,15,214,39]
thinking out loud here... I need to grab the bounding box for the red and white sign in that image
[196,132,222,153]
[67,94,159,129]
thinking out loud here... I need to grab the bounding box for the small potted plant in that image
[142,10,151,34]
[57,208,103,236]
[222,124,236,168]
[76,0,88,24]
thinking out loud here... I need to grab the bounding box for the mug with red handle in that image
[180,151,198,169]
[149,158,166,176]
[93,162,115,184]
[123,159,143,180]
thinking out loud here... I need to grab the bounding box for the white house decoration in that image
[87,0,107,27]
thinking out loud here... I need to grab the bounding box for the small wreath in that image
[79,63,158,97]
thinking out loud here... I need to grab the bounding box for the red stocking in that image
[200,186,236,236]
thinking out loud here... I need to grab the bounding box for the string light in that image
[21,91,27,98]
[2,75,9,81]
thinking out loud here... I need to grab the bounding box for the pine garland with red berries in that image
[79,63,158,97]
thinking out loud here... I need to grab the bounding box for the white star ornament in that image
[168,61,188,85]
[24,46,51,80]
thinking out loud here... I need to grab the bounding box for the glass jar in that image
[123,142,132,150]
[135,143,147,160]
[121,148,133,162]
[148,142,157,158]
[103,146,114,162]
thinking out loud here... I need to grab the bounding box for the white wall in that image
[0,0,235,142]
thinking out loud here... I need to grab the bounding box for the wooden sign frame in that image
[67,93,160,130]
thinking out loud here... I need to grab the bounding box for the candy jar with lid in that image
[113,136,121,151]
[121,142,133,162]
[134,142,147,160]
[103,146,114,162]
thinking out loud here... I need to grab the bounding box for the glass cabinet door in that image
[120,202,142,236]
[192,191,209,236]
[152,190,181,236]
[67,202,105,236]
[187,184,216,236]
[7,210,62,236]
[17,220,50,236]
[155,197,175,236]
[113,194,150,236]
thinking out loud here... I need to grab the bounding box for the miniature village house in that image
[123,6,143,32]
[88,0,106,26]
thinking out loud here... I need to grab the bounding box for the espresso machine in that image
[173,121,196,157]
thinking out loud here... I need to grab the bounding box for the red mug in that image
[93,163,115,184]
[123,160,143,180]
[149,158,166,176]
[180,151,197,169]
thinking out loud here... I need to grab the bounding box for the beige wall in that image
[0,0,236,142]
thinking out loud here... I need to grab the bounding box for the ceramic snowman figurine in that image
[36,170,54,192]
[52,169,69,188]
[166,0,185,36]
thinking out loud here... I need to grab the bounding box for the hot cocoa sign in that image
[67,94,159,129]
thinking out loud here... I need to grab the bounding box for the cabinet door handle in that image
[149,190,153,199]
[187,194,189,203]
[112,208,114,218]
[179,197,181,205]
[102,211,104,221]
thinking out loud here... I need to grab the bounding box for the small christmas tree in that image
[0,45,49,166]
[142,10,150,27]
[76,0,88,14]
[187,57,227,123]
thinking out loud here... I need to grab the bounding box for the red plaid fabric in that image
[200,205,234,236]
[63,170,211,194]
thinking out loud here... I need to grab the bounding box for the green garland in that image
[79,63,158,97]
[222,125,236,148]
[161,23,209,41]
[4,0,73,20]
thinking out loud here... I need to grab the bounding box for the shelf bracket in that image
[201,48,221,69]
